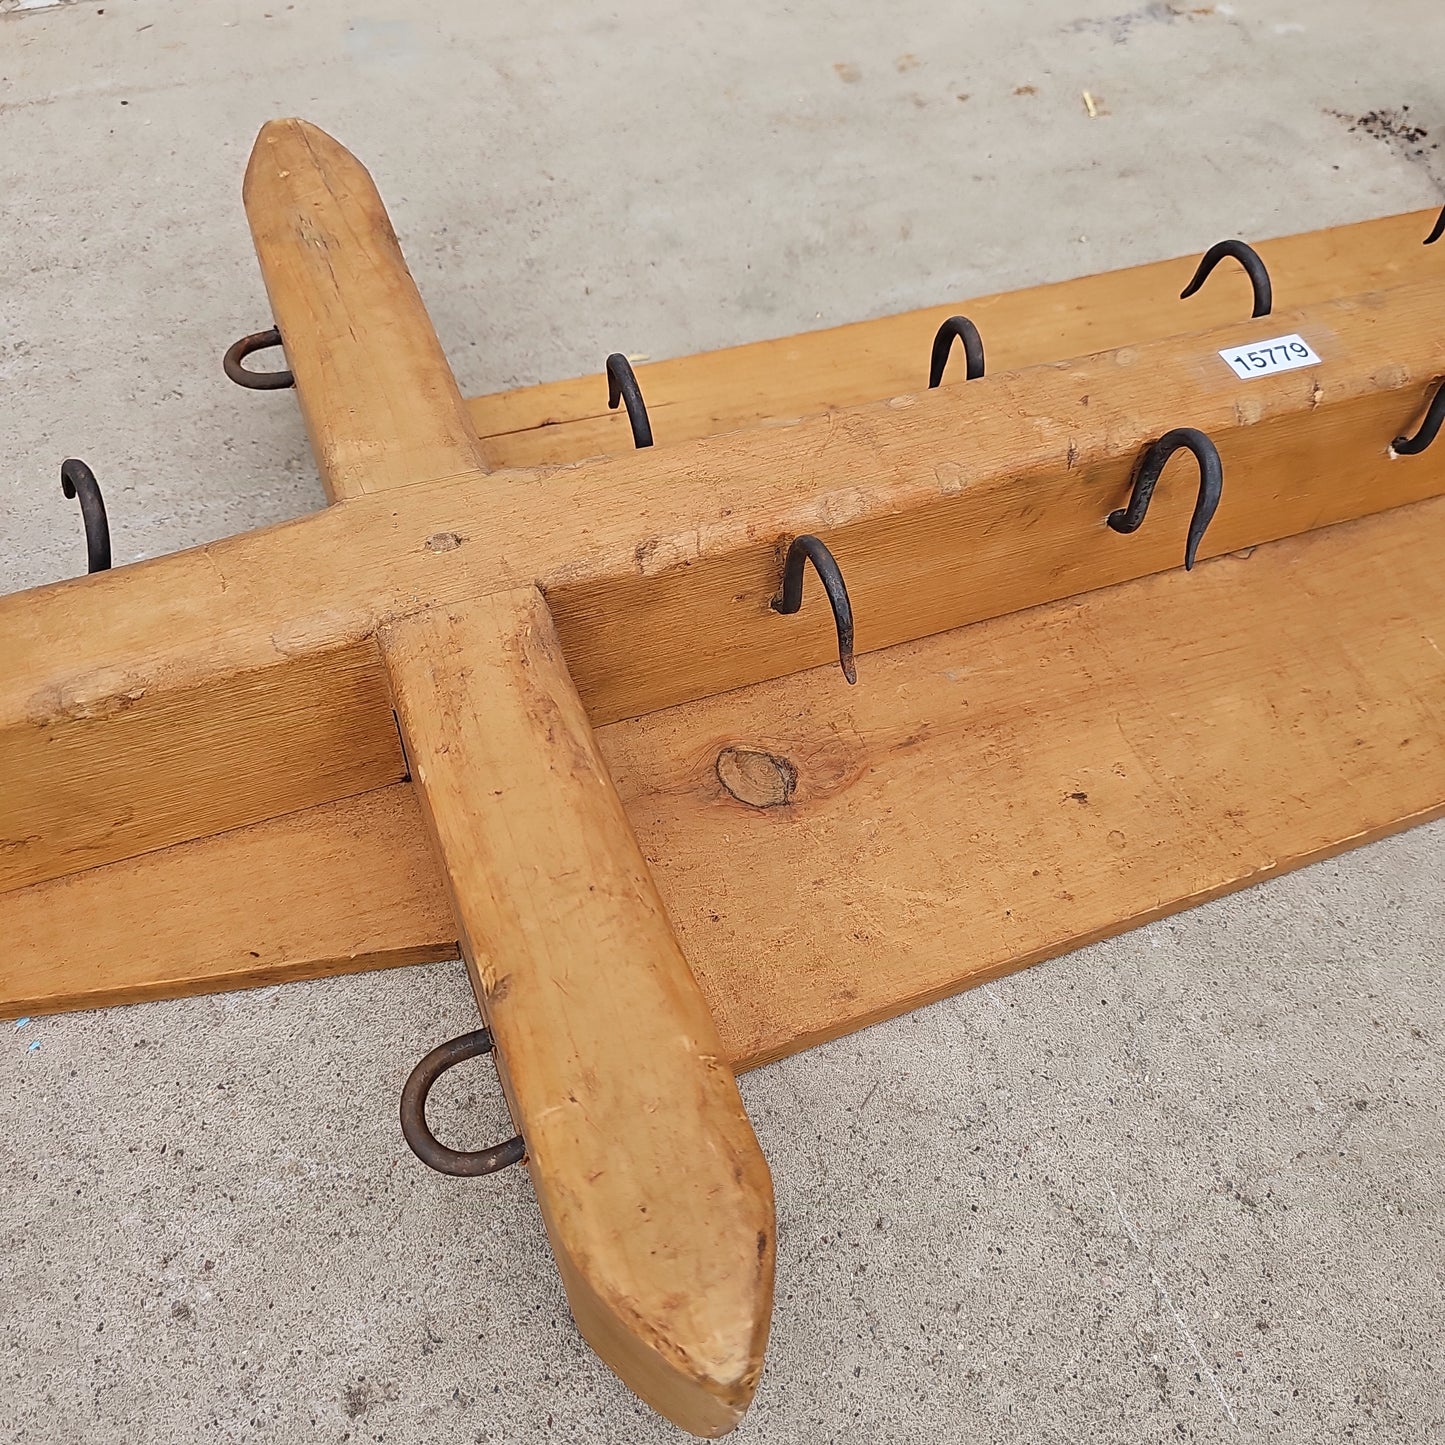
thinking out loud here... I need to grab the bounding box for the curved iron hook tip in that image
[399,1028,526,1178]
[770,535,857,684]
[1392,379,1445,456]
[928,316,986,388]
[1426,206,1445,246]
[1107,427,1224,572]
[60,458,112,574]
[1180,239,1273,319]
[605,353,654,448]
[223,326,295,390]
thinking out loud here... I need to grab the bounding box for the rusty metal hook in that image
[1107,427,1224,572]
[223,327,295,390]
[1180,240,1272,319]
[606,353,653,448]
[1392,379,1445,455]
[60,459,111,574]
[1426,206,1445,246]
[399,1028,525,1178]
[928,316,986,387]
[771,535,857,684]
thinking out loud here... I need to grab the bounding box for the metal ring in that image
[928,316,986,388]
[399,1028,525,1177]
[1107,426,1224,572]
[223,327,295,390]
[770,534,857,684]
[605,353,653,448]
[60,458,111,574]
[1180,240,1272,319]
[1392,379,1445,456]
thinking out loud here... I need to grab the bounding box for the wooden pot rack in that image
[5,119,1445,1435]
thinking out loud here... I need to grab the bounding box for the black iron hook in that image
[1180,240,1273,319]
[1392,379,1445,455]
[928,316,986,388]
[606,353,653,448]
[223,326,295,390]
[1426,206,1445,246]
[399,1028,525,1178]
[1107,427,1224,572]
[60,459,111,574]
[771,535,857,684]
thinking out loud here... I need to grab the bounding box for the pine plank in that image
[8,496,1445,1071]
[379,589,773,1436]
[0,786,454,1018]
[463,209,1443,468]
[613,500,1445,1067]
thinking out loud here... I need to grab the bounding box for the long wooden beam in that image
[12,117,1440,892]
[5,282,1445,891]
[461,208,1445,468]
[10,493,1445,1066]
[244,119,495,498]
[380,590,773,1435]
[236,117,1439,479]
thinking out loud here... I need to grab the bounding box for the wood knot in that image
[716,747,797,808]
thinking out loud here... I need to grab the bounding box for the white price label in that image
[1219,333,1321,380]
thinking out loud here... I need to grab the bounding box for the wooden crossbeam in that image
[6,281,1444,892]
[245,119,495,497]
[460,208,1444,468]
[381,590,772,1433]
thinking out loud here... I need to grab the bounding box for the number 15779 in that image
[1219,333,1322,380]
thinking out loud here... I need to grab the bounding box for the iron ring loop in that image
[399,1028,525,1177]
[223,327,295,390]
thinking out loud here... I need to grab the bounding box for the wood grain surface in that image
[244,118,493,498]
[380,589,774,1436]
[10,496,1445,1072]
[7,279,1445,891]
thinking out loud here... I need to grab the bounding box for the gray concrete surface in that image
[2,2,1443,1441]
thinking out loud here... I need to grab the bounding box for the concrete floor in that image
[2,1,1444,1440]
